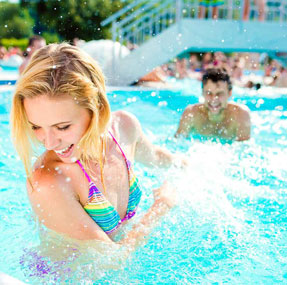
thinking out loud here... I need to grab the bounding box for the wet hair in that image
[11,43,111,177]
[202,68,232,91]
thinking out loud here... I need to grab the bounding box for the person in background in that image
[138,66,167,83]
[0,46,8,60]
[269,66,287,88]
[230,57,243,81]
[198,0,224,19]
[19,35,46,74]
[11,43,184,249]
[201,52,213,71]
[189,54,200,72]
[175,68,251,141]
[175,58,188,79]
[243,0,265,21]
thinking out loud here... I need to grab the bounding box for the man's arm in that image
[236,108,251,141]
[175,105,194,138]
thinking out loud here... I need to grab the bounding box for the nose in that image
[43,129,60,150]
[209,94,219,101]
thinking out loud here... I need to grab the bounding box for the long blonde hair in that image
[11,43,111,177]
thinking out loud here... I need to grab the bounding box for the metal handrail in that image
[101,0,147,26]
[121,0,174,32]
[103,0,287,55]
[120,4,176,46]
[117,0,163,28]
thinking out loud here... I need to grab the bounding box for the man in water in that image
[175,68,251,141]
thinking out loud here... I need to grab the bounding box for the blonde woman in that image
[11,43,180,248]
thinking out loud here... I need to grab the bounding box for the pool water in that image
[0,80,287,283]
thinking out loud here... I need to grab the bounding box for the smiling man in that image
[175,68,251,141]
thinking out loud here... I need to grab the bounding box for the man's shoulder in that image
[227,103,251,126]
[183,103,204,114]
[227,102,250,116]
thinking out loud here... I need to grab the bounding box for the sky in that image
[0,0,19,3]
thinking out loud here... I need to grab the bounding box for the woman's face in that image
[24,94,92,163]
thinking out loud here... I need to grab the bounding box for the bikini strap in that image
[109,131,132,169]
[108,131,129,162]
[76,160,91,183]
[77,132,130,182]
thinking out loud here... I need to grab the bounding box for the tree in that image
[20,0,128,41]
[0,2,34,38]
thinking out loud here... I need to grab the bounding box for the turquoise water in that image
[0,80,287,283]
[0,66,18,85]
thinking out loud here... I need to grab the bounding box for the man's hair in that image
[202,68,232,91]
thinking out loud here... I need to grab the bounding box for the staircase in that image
[101,0,287,85]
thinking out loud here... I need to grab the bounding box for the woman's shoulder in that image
[110,110,141,145]
[112,110,140,127]
[28,153,77,198]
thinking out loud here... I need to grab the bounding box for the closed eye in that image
[31,125,40,130]
[57,125,71,131]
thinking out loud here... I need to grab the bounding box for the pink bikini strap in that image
[77,131,130,181]
[108,131,129,162]
[76,160,91,183]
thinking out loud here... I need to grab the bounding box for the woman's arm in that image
[120,181,176,249]
[28,173,175,250]
[115,110,183,168]
[27,176,112,242]
[135,132,175,168]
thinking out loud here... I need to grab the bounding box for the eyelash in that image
[31,125,71,131]
[57,125,71,131]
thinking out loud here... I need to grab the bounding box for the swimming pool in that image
[0,66,18,85]
[0,79,287,283]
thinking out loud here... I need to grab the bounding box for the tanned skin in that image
[175,80,251,141]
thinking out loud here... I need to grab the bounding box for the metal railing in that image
[101,0,287,50]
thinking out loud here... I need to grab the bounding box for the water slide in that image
[82,0,287,86]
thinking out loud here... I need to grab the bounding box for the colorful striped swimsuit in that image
[76,132,142,235]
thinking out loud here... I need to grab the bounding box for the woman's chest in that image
[75,144,133,218]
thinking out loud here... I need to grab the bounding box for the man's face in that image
[202,80,231,116]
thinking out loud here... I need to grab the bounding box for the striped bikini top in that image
[76,132,142,235]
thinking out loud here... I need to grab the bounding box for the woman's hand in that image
[152,181,177,209]
[173,154,189,169]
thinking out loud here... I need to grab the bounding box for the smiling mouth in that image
[208,103,221,111]
[54,144,74,157]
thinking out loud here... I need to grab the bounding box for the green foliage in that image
[20,0,129,41]
[0,38,28,50]
[42,32,61,44]
[0,2,34,38]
